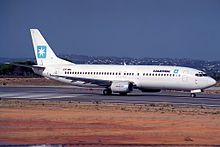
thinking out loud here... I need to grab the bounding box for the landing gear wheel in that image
[103,89,112,95]
[191,93,196,98]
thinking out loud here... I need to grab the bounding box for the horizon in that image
[0,53,220,62]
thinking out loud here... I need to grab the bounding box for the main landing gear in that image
[103,88,112,95]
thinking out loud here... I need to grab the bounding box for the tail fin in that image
[30,29,73,66]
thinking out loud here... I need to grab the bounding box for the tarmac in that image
[0,86,220,107]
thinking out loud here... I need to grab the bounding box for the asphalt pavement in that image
[0,86,220,107]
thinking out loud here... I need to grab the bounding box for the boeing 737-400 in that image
[17,29,217,97]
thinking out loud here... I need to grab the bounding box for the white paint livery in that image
[29,29,217,97]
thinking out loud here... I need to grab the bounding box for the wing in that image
[51,75,112,87]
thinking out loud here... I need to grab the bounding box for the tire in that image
[103,89,108,95]
[103,89,112,95]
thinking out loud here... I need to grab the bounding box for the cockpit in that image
[195,72,208,77]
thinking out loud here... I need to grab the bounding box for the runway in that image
[0,86,220,107]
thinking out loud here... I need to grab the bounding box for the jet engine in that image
[110,81,133,93]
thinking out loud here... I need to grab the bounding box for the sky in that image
[1,0,220,60]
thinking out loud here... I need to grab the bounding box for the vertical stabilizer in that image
[30,29,73,66]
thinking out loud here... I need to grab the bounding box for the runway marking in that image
[0,92,87,100]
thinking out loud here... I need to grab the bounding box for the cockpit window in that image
[195,74,202,77]
[195,73,208,77]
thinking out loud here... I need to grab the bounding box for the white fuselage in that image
[29,29,217,96]
[36,64,216,91]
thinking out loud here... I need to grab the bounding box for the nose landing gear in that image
[190,93,196,98]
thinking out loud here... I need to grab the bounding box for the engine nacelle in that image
[110,81,133,93]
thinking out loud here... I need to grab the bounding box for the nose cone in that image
[207,77,217,87]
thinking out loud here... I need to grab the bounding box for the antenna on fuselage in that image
[123,61,127,66]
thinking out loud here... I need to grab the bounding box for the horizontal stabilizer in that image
[8,63,45,70]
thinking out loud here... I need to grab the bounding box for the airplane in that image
[17,29,217,97]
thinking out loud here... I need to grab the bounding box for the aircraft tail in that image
[30,29,73,66]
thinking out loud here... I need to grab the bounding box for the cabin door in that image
[182,70,188,82]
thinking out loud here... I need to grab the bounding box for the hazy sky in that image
[1,0,220,60]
